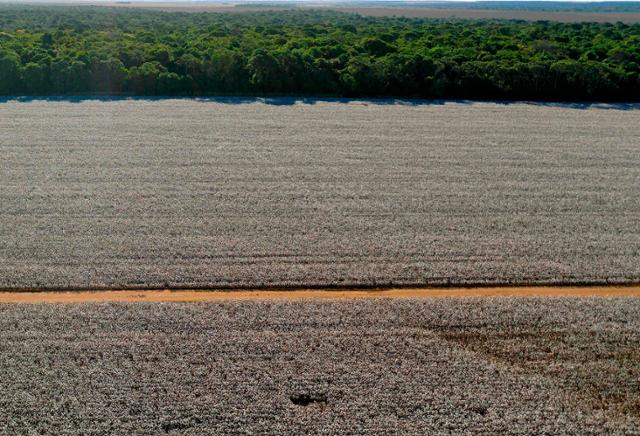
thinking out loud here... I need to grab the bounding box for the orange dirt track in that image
[1,286,639,303]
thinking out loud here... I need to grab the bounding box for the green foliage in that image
[0,6,639,100]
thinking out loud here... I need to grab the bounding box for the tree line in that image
[1,6,639,100]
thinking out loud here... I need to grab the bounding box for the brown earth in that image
[2,285,639,303]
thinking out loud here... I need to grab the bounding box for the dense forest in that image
[0,6,639,100]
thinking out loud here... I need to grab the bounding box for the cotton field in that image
[1,99,639,290]
[0,298,638,433]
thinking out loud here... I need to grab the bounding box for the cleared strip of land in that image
[0,298,638,433]
[1,285,640,303]
[91,2,640,23]
[333,6,640,23]
[1,100,639,290]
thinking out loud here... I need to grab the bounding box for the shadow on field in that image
[524,101,640,110]
[1,96,639,110]
[0,96,454,106]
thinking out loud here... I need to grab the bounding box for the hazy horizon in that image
[3,0,640,3]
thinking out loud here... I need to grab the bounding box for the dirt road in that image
[1,285,639,303]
